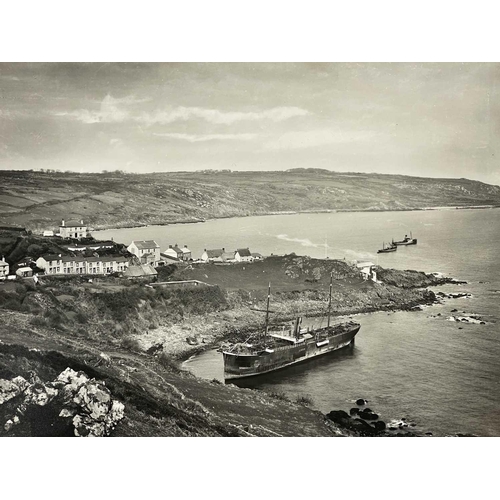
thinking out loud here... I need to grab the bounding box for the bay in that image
[94,208,500,436]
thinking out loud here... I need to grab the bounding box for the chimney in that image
[204,248,206,252]
[61,219,65,226]
[184,245,187,248]
[81,219,84,225]
[169,245,172,248]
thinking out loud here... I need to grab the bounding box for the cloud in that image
[54,98,309,127]
[265,129,378,150]
[152,132,257,143]
[54,95,132,124]
[138,106,309,126]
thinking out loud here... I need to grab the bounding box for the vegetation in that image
[1,169,499,231]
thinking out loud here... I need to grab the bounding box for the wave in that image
[276,233,326,248]
[343,249,376,260]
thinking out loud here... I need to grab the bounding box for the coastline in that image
[89,205,500,232]
[173,278,459,364]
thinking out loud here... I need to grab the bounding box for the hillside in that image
[1,169,499,231]
[0,254,448,437]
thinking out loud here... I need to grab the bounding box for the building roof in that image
[39,254,63,262]
[131,240,160,250]
[60,220,85,227]
[181,246,191,253]
[0,261,8,267]
[356,261,375,268]
[221,251,236,260]
[40,254,128,264]
[236,248,252,257]
[61,255,86,263]
[86,255,129,263]
[251,253,263,258]
[17,266,32,272]
[160,253,180,262]
[205,249,224,258]
[123,264,158,277]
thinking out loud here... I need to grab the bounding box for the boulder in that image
[356,398,367,406]
[2,367,125,437]
[23,382,58,407]
[359,410,379,421]
[0,378,26,405]
[349,407,360,415]
[371,420,386,432]
[326,410,351,424]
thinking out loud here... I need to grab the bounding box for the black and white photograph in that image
[2,59,498,436]
[0,3,498,497]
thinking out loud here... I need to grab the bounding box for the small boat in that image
[377,242,397,253]
[392,232,417,246]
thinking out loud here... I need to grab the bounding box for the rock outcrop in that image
[0,367,125,437]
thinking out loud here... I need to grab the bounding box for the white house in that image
[164,244,183,260]
[356,261,377,282]
[127,240,161,266]
[221,250,236,263]
[235,248,254,262]
[43,230,54,237]
[0,257,9,280]
[200,248,225,263]
[35,254,130,275]
[59,220,87,239]
[16,266,33,278]
[180,245,192,261]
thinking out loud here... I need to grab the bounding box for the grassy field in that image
[1,169,499,231]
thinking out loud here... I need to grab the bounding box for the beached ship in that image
[377,242,397,253]
[223,275,361,380]
[392,232,417,246]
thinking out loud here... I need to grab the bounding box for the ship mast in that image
[264,282,271,344]
[327,271,333,328]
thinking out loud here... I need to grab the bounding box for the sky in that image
[0,62,499,185]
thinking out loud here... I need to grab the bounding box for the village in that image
[0,218,378,284]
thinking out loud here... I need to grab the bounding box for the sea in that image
[94,208,500,436]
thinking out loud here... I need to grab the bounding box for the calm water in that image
[95,208,500,436]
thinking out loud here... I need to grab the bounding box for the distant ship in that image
[392,232,417,246]
[377,242,397,253]
[223,275,360,381]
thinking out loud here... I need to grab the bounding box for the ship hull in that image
[394,239,417,246]
[223,324,360,381]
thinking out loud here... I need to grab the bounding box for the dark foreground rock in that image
[1,367,125,437]
[326,403,424,437]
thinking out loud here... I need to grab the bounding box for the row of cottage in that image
[32,240,260,277]
[127,240,260,266]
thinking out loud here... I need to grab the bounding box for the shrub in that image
[75,311,88,324]
[158,352,182,374]
[267,391,290,402]
[30,316,47,327]
[296,395,314,407]
[121,337,141,352]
